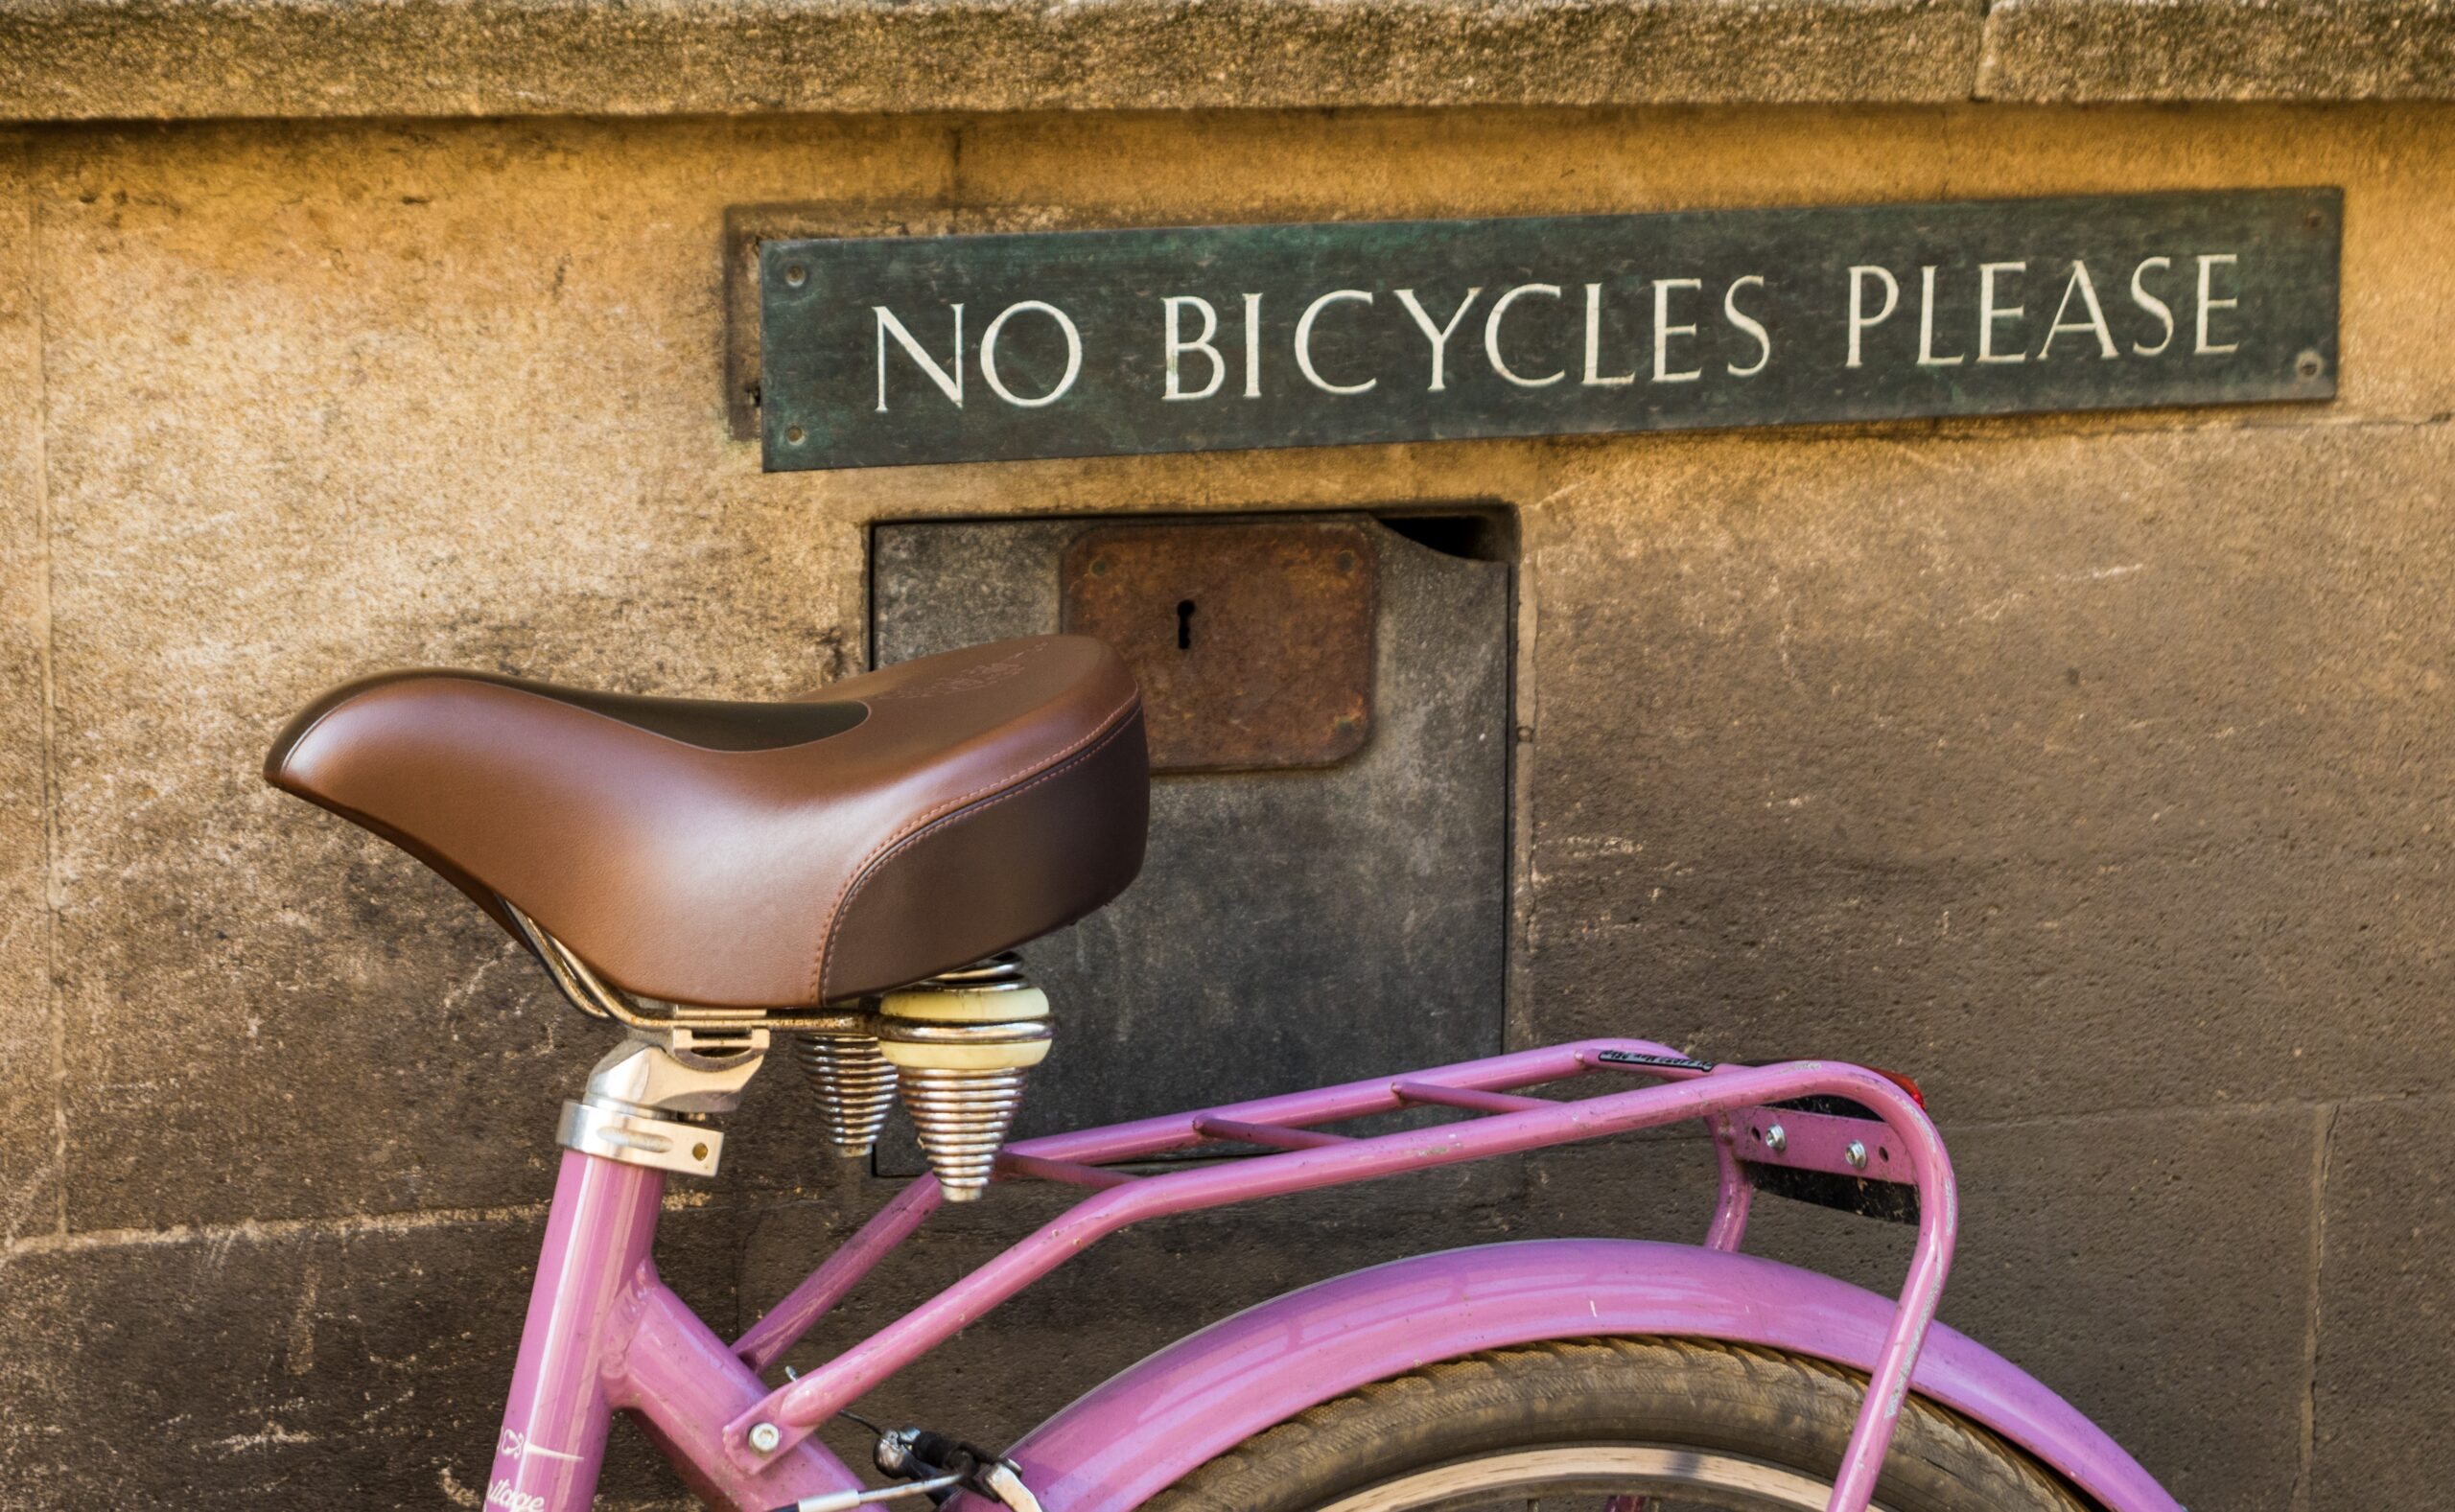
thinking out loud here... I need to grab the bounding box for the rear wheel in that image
[1142,1338,2092,1512]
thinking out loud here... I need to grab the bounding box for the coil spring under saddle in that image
[874,955,1051,1200]
[792,1031,900,1160]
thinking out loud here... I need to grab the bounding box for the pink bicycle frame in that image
[483,1038,2184,1512]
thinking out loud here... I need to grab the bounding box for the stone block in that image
[1983,0,2455,102]
[2309,1093,2455,1509]
[0,141,54,1249]
[0,0,1982,123]
[0,1202,745,1508]
[1533,1104,2316,1512]
[27,118,947,1229]
[1526,420,2455,1117]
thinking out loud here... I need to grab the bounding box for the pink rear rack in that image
[723,1037,1956,1512]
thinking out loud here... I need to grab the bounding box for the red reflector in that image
[1870,1068,1927,1107]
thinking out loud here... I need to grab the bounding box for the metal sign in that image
[759,189,2339,471]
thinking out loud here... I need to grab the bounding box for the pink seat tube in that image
[486,1150,665,1512]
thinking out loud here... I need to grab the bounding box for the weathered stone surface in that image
[2309,1094,2455,1509]
[3,101,2451,1508]
[1526,419,2455,1118]
[0,140,53,1249]
[1695,1106,2320,1512]
[30,117,949,1229]
[0,0,1984,123]
[0,1202,747,1509]
[15,0,2455,120]
[1983,0,2455,102]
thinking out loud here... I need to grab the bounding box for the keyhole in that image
[1176,598,1196,650]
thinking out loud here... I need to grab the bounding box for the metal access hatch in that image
[869,510,1513,1163]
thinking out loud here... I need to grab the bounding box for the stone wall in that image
[0,102,2448,1508]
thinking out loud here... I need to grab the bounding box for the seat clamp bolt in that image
[749,1422,783,1454]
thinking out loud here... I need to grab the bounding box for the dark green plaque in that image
[760,189,2338,471]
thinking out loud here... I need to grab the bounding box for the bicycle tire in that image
[1142,1336,2093,1512]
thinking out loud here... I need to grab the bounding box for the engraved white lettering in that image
[1652,278,1703,384]
[1847,266,1899,368]
[1242,292,1263,398]
[1977,261,2027,364]
[2039,261,2117,360]
[1917,266,1964,367]
[1393,287,1484,392]
[1485,283,1565,387]
[980,300,1083,408]
[2130,256,2177,356]
[2195,253,2240,355]
[1295,290,1379,395]
[874,304,964,411]
[1582,282,1635,386]
[1162,295,1226,402]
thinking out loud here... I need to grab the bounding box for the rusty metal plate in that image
[1062,522,1376,772]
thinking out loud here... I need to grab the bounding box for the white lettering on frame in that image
[1485,283,1565,387]
[979,300,1083,408]
[1976,261,2027,364]
[874,304,965,411]
[2039,261,2118,360]
[1722,276,1771,377]
[2195,253,2241,355]
[1162,295,1227,402]
[1582,282,1636,387]
[1393,287,1484,392]
[1652,279,1704,384]
[2130,257,2177,356]
[1847,266,1899,368]
[1917,267,1964,367]
[1242,292,1264,398]
[1295,290,1379,395]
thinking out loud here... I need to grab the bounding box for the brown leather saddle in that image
[266,636,1149,1008]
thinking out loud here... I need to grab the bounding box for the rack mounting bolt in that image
[1763,1124,1787,1154]
[749,1422,783,1454]
[1845,1140,1869,1172]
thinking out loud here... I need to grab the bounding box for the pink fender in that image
[965,1240,2181,1512]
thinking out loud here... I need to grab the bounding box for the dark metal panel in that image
[1061,521,1377,772]
[765,189,2339,469]
[870,514,1508,1161]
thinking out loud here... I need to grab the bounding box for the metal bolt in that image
[784,426,807,445]
[2295,350,2326,381]
[748,1423,783,1454]
[1335,550,1357,572]
[1088,557,1109,576]
[783,264,808,288]
[1763,1124,1787,1154]
[1845,1140,1869,1172]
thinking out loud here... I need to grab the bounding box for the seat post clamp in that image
[557,1029,768,1178]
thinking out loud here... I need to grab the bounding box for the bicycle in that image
[266,633,2183,1512]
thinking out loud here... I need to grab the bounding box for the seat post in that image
[492,1028,768,1507]
[488,1148,663,1512]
